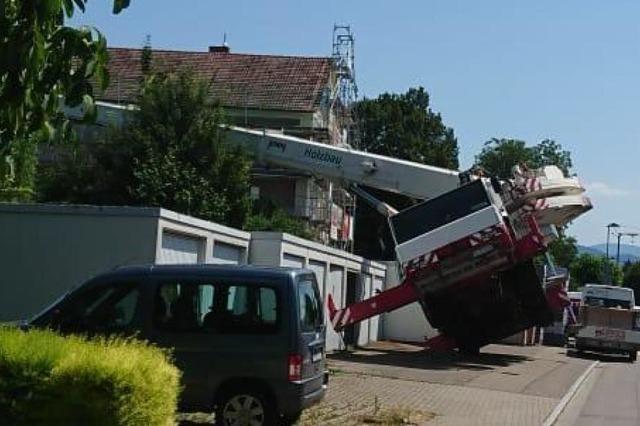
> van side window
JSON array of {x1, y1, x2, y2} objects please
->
[
  {"x1": 298, "y1": 279, "x2": 323, "y2": 332},
  {"x1": 155, "y1": 282, "x2": 279, "y2": 334},
  {"x1": 53, "y1": 283, "x2": 141, "y2": 333}
]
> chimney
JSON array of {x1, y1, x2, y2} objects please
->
[{"x1": 209, "y1": 45, "x2": 230, "y2": 53}]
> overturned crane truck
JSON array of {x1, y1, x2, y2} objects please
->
[
  {"x1": 225, "y1": 126, "x2": 592, "y2": 353},
  {"x1": 72, "y1": 101, "x2": 592, "y2": 353}
]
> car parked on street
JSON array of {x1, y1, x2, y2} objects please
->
[{"x1": 30, "y1": 264, "x2": 328, "y2": 425}]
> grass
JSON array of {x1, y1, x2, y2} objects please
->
[{"x1": 359, "y1": 406, "x2": 436, "y2": 425}]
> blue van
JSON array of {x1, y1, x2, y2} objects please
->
[{"x1": 30, "y1": 264, "x2": 328, "y2": 425}]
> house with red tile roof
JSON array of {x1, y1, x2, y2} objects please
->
[
  {"x1": 85, "y1": 45, "x2": 354, "y2": 247},
  {"x1": 101, "y1": 46, "x2": 343, "y2": 142}
]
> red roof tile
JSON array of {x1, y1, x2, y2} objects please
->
[{"x1": 100, "y1": 47, "x2": 334, "y2": 112}]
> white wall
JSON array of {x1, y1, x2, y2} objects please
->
[
  {"x1": 0, "y1": 203, "x2": 386, "y2": 352},
  {"x1": 159, "y1": 232, "x2": 204, "y2": 264},
  {"x1": 0, "y1": 204, "x2": 158, "y2": 321},
  {"x1": 0, "y1": 204, "x2": 252, "y2": 321},
  {"x1": 248, "y1": 232, "x2": 386, "y2": 351},
  {"x1": 357, "y1": 273, "x2": 372, "y2": 347},
  {"x1": 380, "y1": 261, "x2": 439, "y2": 343},
  {"x1": 369, "y1": 275, "x2": 384, "y2": 342},
  {"x1": 327, "y1": 266, "x2": 345, "y2": 350},
  {"x1": 156, "y1": 210, "x2": 250, "y2": 265}
]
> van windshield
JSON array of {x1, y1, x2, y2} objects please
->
[
  {"x1": 298, "y1": 279, "x2": 323, "y2": 332},
  {"x1": 584, "y1": 296, "x2": 631, "y2": 309}
]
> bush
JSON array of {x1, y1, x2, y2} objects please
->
[{"x1": 0, "y1": 327, "x2": 180, "y2": 426}]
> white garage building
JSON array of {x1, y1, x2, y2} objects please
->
[
  {"x1": 0, "y1": 204, "x2": 251, "y2": 323},
  {"x1": 250, "y1": 232, "x2": 386, "y2": 350},
  {"x1": 0, "y1": 203, "x2": 386, "y2": 351}
]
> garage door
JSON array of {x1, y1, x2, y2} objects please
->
[
  {"x1": 326, "y1": 265, "x2": 345, "y2": 351},
  {"x1": 282, "y1": 253, "x2": 305, "y2": 269},
  {"x1": 212, "y1": 241, "x2": 246, "y2": 265},
  {"x1": 159, "y1": 232, "x2": 202, "y2": 264}
]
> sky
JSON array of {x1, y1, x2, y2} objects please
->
[{"x1": 69, "y1": 1, "x2": 640, "y2": 246}]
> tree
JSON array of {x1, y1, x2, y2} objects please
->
[
  {"x1": 548, "y1": 235, "x2": 578, "y2": 268},
  {"x1": 351, "y1": 87, "x2": 460, "y2": 258},
  {"x1": 623, "y1": 262, "x2": 640, "y2": 304},
  {"x1": 623, "y1": 262, "x2": 640, "y2": 286},
  {"x1": 40, "y1": 71, "x2": 252, "y2": 229},
  {"x1": 569, "y1": 253, "x2": 622, "y2": 290},
  {"x1": 475, "y1": 138, "x2": 573, "y2": 179},
  {"x1": 0, "y1": 0, "x2": 131, "y2": 201},
  {"x1": 530, "y1": 139, "x2": 573, "y2": 176},
  {"x1": 355, "y1": 87, "x2": 459, "y2": 169},
  {"x1": 244, "y1": 201, "x2": 316, "y2": 241}
]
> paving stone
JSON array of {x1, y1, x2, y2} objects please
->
[{"x1": 300, "y1": 343, "x2": 591, "y2": 425}]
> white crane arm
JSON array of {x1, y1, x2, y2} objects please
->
[{"x1": 225, "y1": 126, "x2": 461, "y2": 200}]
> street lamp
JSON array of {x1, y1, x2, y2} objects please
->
[
  {"x1": 605, "y1": 223, "x2": 620, "y2": 284},
  {"x1": 617, "y1": 232, "x2": 639, "y2": 265},
  {"x1": 606, "y1": 222, "x2": 620, "y2": 260}
]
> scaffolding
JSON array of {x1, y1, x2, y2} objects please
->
[
  {"x1": 320, "y1": 25, "x2": 359, "y2": 250},
  {"x1": 331, "y1": 25, "x2": 359, "y2": 148}
]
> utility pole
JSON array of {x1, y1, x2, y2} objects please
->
[
  {"x1": 617, "y1": 232, "x2": 638, "y2": 265},
  {"x1": 605, "y1": 223, "x2": 620, "y2": 284}
]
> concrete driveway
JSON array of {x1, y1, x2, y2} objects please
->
[{"x1": 300, "y1": 341, "x2": 595, "y2": 425}]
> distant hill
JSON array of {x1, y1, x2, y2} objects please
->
[
  {"x1": 577, "y1": 243, "x2": 640, "y2": 263},
  {"x1": 577, "y1": 245, "x2": 603, "y2": 256}
]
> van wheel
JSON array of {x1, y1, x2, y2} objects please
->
[
  {"x1": 629, "y1": 351, "x2": 637, "y2": 362},
  {"x1": 215, "y1": 389, "x2": 276, "y2": 426}
]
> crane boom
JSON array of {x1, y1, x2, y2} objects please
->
[{"x1": 225, "y1": 126, "x2": 461, "y2": 200}]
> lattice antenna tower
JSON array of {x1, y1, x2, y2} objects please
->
[{"x1": 332, "y1": 25, "x2": 359, "y2": 147}]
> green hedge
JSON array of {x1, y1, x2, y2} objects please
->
[{"x1": 0, "y1": 327, "x2": 181, "y2": 426}]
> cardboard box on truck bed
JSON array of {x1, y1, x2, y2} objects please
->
[{"x1": 580, "y1": 306, "x2": 633, "y2": 329}]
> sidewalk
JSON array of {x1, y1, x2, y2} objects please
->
[{"x1": 300, "y1": 341, "x2": 594, "y2": 425}]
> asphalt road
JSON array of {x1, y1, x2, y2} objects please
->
[{"x1": 557, "y1": 351, "x2": 640, "y2": 426}]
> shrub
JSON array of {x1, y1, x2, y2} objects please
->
[{"x1": 0, "y1": 327, "x2": 180, "y2": 426}]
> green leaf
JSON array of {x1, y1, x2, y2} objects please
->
[
  {"x1": 81, "y1": 94, "x2": 97, "y2": 123},
  {"x1": 73, "y1": 0, "x2": 86, "y2": 13},
  {"x1": 113, "y1": 0, "x2": 131, "y2": 14},
  {"x1": 43, "y1": 121, "x2": 56, "y2": 143},
  {"x1": 85, "y1": 58, "x2": 97, "y2": 78},
  {"x1": 63, "y1": 0, "x2": 75, "y2": 18}
]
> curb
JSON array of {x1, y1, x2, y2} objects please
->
[{"x1": 542, "y1": 360, "x2": 599, "y2": 426}]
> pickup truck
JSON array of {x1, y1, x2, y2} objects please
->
[{"x1": 573, "y1": 284, "x2": 640, "y2": 362}]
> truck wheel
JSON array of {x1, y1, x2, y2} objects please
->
[
  {"x1": 629, "y1": 351, "x2": 637, "y2": 362},
  {"x1": 459, "y1": 343, "x2": 480, "y2": 356}
]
